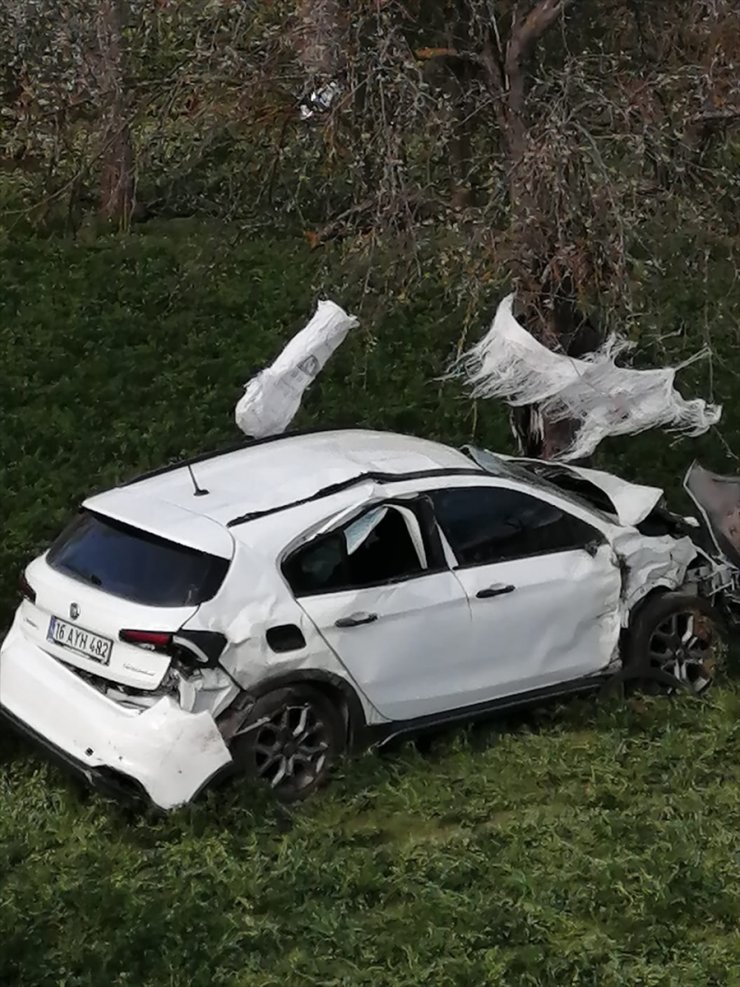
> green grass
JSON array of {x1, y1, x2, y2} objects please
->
[
  {"x1": 2, "y1": 227, "x2": 740, "y2": 985},
  {"x1": 4, "y1": 694, "x2": 740, "y2": 985}
]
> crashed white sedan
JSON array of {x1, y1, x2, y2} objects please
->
[{"x1": 1, "y1": 429, "x2": 736, "y2": 809}]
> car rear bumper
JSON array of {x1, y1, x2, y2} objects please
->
[
  {"x1": 0, "y1": 613, "x2": 233, "y2": 810},
  {"x1": 0, "y1": 702, "x2": 152, "y2": 804}
]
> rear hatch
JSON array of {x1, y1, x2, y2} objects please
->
[{"x1": 20, "y1": 510, "x2": 232, "y2": 691}]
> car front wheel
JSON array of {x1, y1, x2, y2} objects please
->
[
  {"x1": 624, "y1": 591, "x2": 727, "y2": 695},
  {"x1": 230, "y1": 685, "x2": 346, "y2": 801}
]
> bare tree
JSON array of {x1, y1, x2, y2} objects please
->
[{"x1": 479, "y1": 1, "x2": 590, "y2": 456}]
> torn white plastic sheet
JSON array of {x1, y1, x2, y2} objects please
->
[
  {"x1": 235, "y1": 299, "x2": 358, "y2": 439},
  {"x1": 455, "y1": 294, "x2": 722, "y2": 461}
]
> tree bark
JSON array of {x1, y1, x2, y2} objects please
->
[
  {"x1": 97, "y1": 0, "x2": 135, "y2": 225},
  {"x1": 504, "y1": 0, "x2": 575, "y2": 162}
]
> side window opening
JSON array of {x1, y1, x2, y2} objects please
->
[
  {"x1": 284, "y1": 504, "x2": 426, "y2": 596},
  {"x1": 430, "y1": 487, "x2": 601, "y2": 568},
  {"x1": 345, "y1": 508, "x2": 422, "y2": 585}
]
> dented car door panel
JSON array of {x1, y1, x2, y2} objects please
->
[
  {"x1": 423, "y1": 479, "x2": 624, "y2": 697},
  {"x1": 450, "y1": 545, "x2": 622, "y2": 697}
]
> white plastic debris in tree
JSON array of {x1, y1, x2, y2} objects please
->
[
  {"x1": 455, "y1": 294, "x2": 722, "y2": 461},
  {"x1": 235, "y1": 299, "x2": 358, "y2": 439},
  {"x1": 299, "y1": 80, "x2": 341, "y2": 120}
]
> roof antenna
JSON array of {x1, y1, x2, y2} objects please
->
[{"x1": 187, "y1": 463, "x2": 209, "y2": 497}]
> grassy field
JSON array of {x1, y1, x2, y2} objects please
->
[{"x1": 2, "y1": 228, "x2": 740, "y2": 985}]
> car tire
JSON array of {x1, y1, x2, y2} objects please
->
[
  {"x1": 230, "y1": 685, "x2": 346, "y2": 802},
  {"x1": 623, "y1": 590, "x2": 727, "y2": 695}
]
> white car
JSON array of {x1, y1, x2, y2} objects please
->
[{"x1": 1, "y1": 429, "x2": 736, "y2": 809}]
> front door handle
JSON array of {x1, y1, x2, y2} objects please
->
[
  {"x1": 335, "y1": 612, "x2": 378, "y2": 628},
  {"x1": 476, "y1": 584, "x2": 516, "y2": 599}
]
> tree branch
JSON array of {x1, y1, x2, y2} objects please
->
[
  {"x1": 689, "y1": 108, "x2": 740, "y2": 125},
  {"x1": 507, "y1": 0, "x2": 575, "y2": 73},
  {"x1": 504, "y1": 0, "x2": 576, "y2": 156}
]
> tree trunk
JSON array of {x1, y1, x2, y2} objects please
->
[
  {"x1": 295, "y1": 0, "x2": 343, "y2": 83},
  {"x1": 481, "y1": 1, "x2": 583, "y2": 460},
  {"x1": 509, "y1": 407, "x2": 584, "y2": 461},
  {"x1": 97, "y1": 0, "x2": 134, "y2": 225},
  {"x1": 99, "y1": 122, "x2": 134, "y2": 225}
]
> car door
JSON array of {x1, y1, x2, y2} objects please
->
[
  {"x1": 428, "y1": 483, "x2": 623, "y2": 698},
  {"x1": 283, "y1": 498, "x2": 474, "y2": 721}
]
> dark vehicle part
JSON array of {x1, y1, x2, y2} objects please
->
[
  {"x1": 623, "y1": 591, "x2": 726, "y2": 695},
  {"x1": 230, "y1": 685, "x2": 346, "y2": 802},
  {"x1": 635, "y1": 503, "x2": 705, "y2": 541},
  {"x1": 516, "y1": 461, "x2": 617, "y2": 515}
]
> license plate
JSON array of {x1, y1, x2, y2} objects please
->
[{"x1": 47, "y1": 616, "x2": 113, "y2": 665}]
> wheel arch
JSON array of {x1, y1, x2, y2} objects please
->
[
  {"x1": 232, "y1": 669, "x2": 370, "y2": 752},
  {"x1": 625, "y1": 583, "x2": 678, "y2": 629}
]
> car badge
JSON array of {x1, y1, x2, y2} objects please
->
[{"x1": 69, "y1": 603, "x2": 80, "y2": 621}]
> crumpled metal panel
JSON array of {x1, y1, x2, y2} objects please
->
[
  {"x1": 610, "y1": 529, "x2": 698, "y2": 617},
  {"x1": 684, "y1": 461, "x2": 740, "y2": 568},
  {"x1": 180, "y1": 537, "x2": 388, "y2": 727}
]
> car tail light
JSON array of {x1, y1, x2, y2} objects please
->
[
  {"x1": 19, "y1": 571, "x2": 36, "y2": 604},
  {"x1": 118, "y1": 628, "x2": 227, "y2": 668},
  {"x1": 119, "y1": 629, "x2": 173, "y2": 652}
]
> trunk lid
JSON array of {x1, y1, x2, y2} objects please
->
[{"x1": 20, "y1": 509, "x2": 233, "y2": 691}]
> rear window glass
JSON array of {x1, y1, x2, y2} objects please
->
[{"x1": 47, "y1": 511, "x2": 230, "y2": 607}]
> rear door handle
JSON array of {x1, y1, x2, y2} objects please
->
[
  {"x1": 476, "y1": 584, "x2": 516, "y2": 599},
  {"x1": 335, "y1": 612, "x2": 378, "y2": 628}
]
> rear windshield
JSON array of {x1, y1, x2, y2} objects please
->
[{"x1": 47, "y1": 511, "x2": 230, "y2": 607}]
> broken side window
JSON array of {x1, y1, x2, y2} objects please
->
[{"x1": 284, "y1": 505, "x2": 425, "y2": 596}]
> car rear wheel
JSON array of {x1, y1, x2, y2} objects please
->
[
  {"x1": 230, "y1": 685, "x2": 346, "y2": 802},
  {"x1": 624, "y1": 591, "x2": 726, "y2": 695}
]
